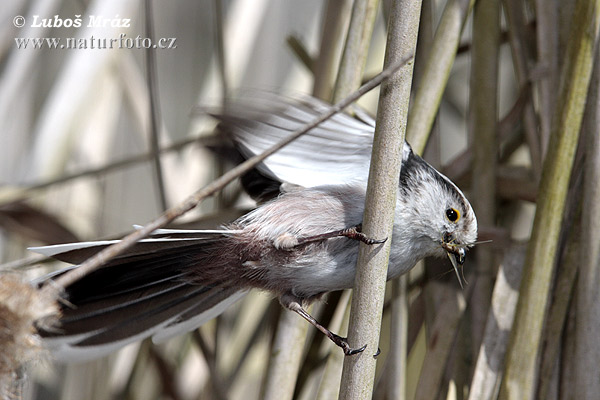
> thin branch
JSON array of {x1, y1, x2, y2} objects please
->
[
  {"x1": 332, "y1": 0, "x2": 380, "y2": 102},
  {"x1": 414, "y1": 286, "x2": 468, "y2": 400},
  {"x1": 144, "y1": 0, "x2": 168, "y2": 211},
  {"x1": 405, "y1": 0, "x2": 475, "y2": 155},
  {"x1": 387, "y1": 276, "x2": 408, "y2": 399},
  {"x1": 0, "y1": 136, "x2": 207, "y2": 206},
  {"x1": 536, "y1": 200, "x2": 581, "y2": 400},
  {"x1": 468, "y1": 245, "x2": 526, "y2": 400},
  {"x1": 192, "y1": 330, "x2": 228, "y2": 400},
  {"x1": 534, "y1": 0, "x2": 559, "y2": 155},
  {"x1": 214, "y1": 0, "x2": 228, "y2": 103},
  {"x1": 286, "y1": 35, "x2": 315, "y2": 73},
  {"x1": 262, "y1": 305, "x2": 312, "y2": 400},
  {"x1": 315, "y1": 291, "x2": 352, "y2": 400},
  {"x1": 147, "y1": 345, "x2": 183, "y2": 400},
  {"x1": 339, "y1": 0, "x2": 420, "y2": 397},
  {"x1": 469, "y1": 0, "x2": 500, "y2": 356},
  {"x1": 573, "y1": 39, "x2": 600, "y2": 399},
  {"x1": 502, "y1": 0, "x2": 543, "y2": 177},
  {"x1": 226, "y1": 300, "x2": 280, "y2": 385},
  {"x1": 312, "y1": 0, "x2": 353, "y2": 101}
]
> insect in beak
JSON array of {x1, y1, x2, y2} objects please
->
[
  {"x1": 446, "y1": 249, "x2": 465, "y2": 289},
  {"x1": 441, "y1": 236, "x2": 466, "y2": 289}
]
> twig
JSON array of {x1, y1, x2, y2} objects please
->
[
  {"x1": 536, "y1": 199, "x2": 581, "y2": 400},
  {"x1": 286, "y1": 35, "x2": 315, "y2": 73},
  {"x1": 469, "y1": 0, "x2": 500, "y2": 356},
  {"x1": 572, "y1": 39, "x2": 600, "y2": 399},
  {"x1": 263, "y1": 305, "x2": 312, "y2": 400},
  {"x1": 192, "y1": 330, "x2": 228, "y2": 400},
  {"x1": 534, "y1": 0, "x2": 558, "y2": 156},
  {"x1": 214, "y1": 0, "x2": 228, "y2": 103},
  {"x1": 39, "y1": 53, "x2": 414, "y2": 297},
  {"x1": 0, "y1": 136, "x2": 207, "y2": 206},
  {"x1": 414, "y1": 285, "x2": 468, "y2": 400},
  {"x1": 332, "y1": 0, "x2": 379, "y2": 102},
  {"x1": 213, "y1": 0, "x2": 229, "y2": 209},
  {"x1": 502, "y1": 0, "x2": 542, "y2": 177},
  {"x1": 144, "y1": 0, "x2": 168, "y2": 211},
  {"x1": 0, "y1": 254, "x2": 47, "y2": 272},
  {"x1": 468, "y1": 245, "x2": 526, "y2": 400},
  {"x1": 315, "y1": 290, "x2": 351, "y2": 400},
  {"x1": 148, "y1": 345, "x2": 183, "y2": 400},
  {"x1": 339, "y1": 0, "x2": 419, "y2": 397},
  {"x1": 312, "y1": 0, "x2": 353, "y2": 101},
  {"x1": 226, "y1": 300, "x2": 280, "y2": 385},
  {"x1": 406, "y1": 0, "x2": 475, "y2": 155},
  {"x1": 387, "y1": 276, "x2": 408, "y2": 399}
]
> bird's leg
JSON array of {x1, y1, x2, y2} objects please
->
[
  {"x1": 279, "y1": 294, "x2": 367, "y2": 356},
  {"x1": 275, "y1": 224, "x2": 387, "y2": 250}
]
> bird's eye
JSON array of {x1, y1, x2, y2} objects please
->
[{"x1": 446, "y1": 208, "x2": 460, "y2": 222}]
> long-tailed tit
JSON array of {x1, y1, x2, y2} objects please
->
[{"x1": 32, "y1": 92, "x2": 477, "y2": 360}]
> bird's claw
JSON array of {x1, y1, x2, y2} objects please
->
[
  {"x1": 373, "y1": 347, "x2": 381, "y2": 358},
  {"x1": 331, "y1": 333, "x2": 367, "y2": 356},
  {"x1": 346, "y1": 344, "x2": 368, "y2": 356},
  {"x1": 364, "y1": 237, "x2": 387, "y2": 245},
  {"x1": 343, "y1": 226, "x2": 387, "y2": 246}
]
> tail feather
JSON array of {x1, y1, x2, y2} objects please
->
[
  {"x1": 152, "y1": 289, "x2": 247, "y2": 343},
  {"x1": 32, "y1": 231, "x2": 247, "y2": 362},
  {"x1": 44, "y1": 282, "x2": 193, "y2": 336},
  {"x1": 74, "y1": 286, "x2": 226, "y2": 347},
  {"x1": 30, "y1": 237, "x2": 215, "y2": 264}
]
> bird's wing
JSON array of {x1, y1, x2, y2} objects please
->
[
  {"x1": 212, "y1": 91, "x2": 376, "y2": 187},
  {"x1": 31, "y1": 231, "x2": 246, "y2": 362}
]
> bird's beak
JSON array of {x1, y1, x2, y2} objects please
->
[{"x1": 445, "y1": 247, "x2": 466, "y2": 289}]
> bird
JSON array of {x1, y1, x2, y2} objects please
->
[{"x1": 31, "y1": 91, "x2": 477, "y2": 361}]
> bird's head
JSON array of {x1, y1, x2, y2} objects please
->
[{"x1": 399, "y1": 143, "x2": 478, "y2": 286}]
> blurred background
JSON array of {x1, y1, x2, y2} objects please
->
[{"x1": 0, "y1": 0, "x2": 597, "y2": 399}]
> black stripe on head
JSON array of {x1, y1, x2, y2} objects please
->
[{"x1": 399, "y1": 146, "x2": 468, "y2": 214}]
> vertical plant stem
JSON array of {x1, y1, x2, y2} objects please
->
[
  {"x1": 272, "y1": 1, "x2": 352, "y2": 395},
  {"x1": 405, "y1": 0, "x2": 474, "y2": 155},
  {"x1": 468, "y1": 245, "x2": 526, "y2": 400},
  {"x1": 536, "y1": 204, "x2": 581, "y2": 400},
  {"x1": 265, "y1": 0, "x2": 398, "y2": 399},
  {"x1": 213, "y1": 0, "x2": 228, "y2": 211},
  {"x1": 265, "y1": 2, "x2": 373, "y2": 396},
  {"x1": 144, "y1": 0, "x2": 168, "y2": 211},
  {"x1": 316, "y1": 291, "x2": 352, "y2": 400},
  {"x1": 499, "y1": 0, "x2": 600, "y2": 397},
  {"x1": 413, "y1": 287, "x2": 468, "y2": 400},
  {"x1": 573, "y1": 41, "x2": 600, "y2": 400},
  {"x1": 214, "y1": 0, "x2": 228, "y2": 103},
  {"x1": 332, "y1": 0, "x2": 380, "y2": 103},
  {"x1": 339, "y1": 0, "x2": 420, "y2": 398},
  {"x1": 385, "y1": 2, "x2": 424, "y2": 400},
  {"x1": 313, "y1": 0, "x2": 353, "y2": 101},
  {"x1": 559, "y1": 300, "x2": 577, "y2": 400},
  {"x1": 502, "y1": 0, "x2": 543, "y2": 176},
  {"x1": 534, "y1": 0, "x2": 559, "y2": 155},
  {"x1": 469, "y1": 0, "x2": 500, "y2": 354},
  {"x1": 387, "y1": 276, "x2": 408, "y2": 400},
  {"x1": 262, "y1": 307, "x2": 312, "y2": 400}
]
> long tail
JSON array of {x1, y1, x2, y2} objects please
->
[{"x1": 31, "y1": 229, "x2": 247, "y2": 362}]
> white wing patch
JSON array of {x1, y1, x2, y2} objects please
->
[{"x1": 220, "y1": 92, "x2": 376, "y2": 187}]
